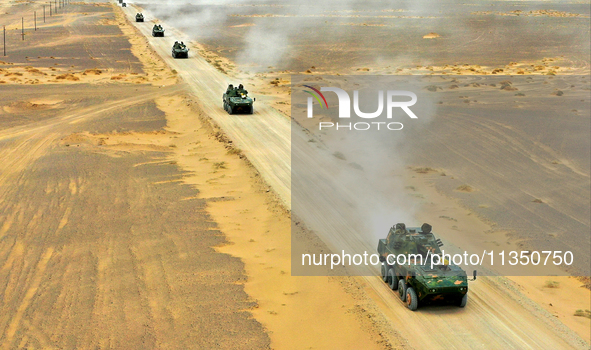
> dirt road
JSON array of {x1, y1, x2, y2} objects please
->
[
  {"x1": 121, "y1": 5, "x2": 292, "y2": 207},
  {"x1": 121, "y1": 3, "x2": 588, "y2": 349}
]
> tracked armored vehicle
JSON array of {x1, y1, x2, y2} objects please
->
[
  {"x1": 171, "y1": 41, "x2": 189, "y2": 58},
  {"x1": 152, "y1": 24, "x2": 164, "y2": 37},
  {"x1": 135, "y1": 13, "x2": 144, "y2": 22},
  {"x1": 377, "y1": 223, "x2": 476, "y2": 311},
  {"x1": 223, "y1": 84, "x2": 255, "y2": 114}
]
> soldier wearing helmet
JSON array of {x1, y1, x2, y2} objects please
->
[
  {"x1": 386, "y1": 223, "x2": 407, "y2": 248},
  {"x1": 237, "y1": 84, "x2": 248, "y2": 96}
]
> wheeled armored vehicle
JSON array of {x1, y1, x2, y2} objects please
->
[
  {"x1": 377, "y1": 223, "x2": 476, "y2": 311},
  {"x1": 171, "y1": 41, "x2": 189, "y2": 58},
  {"x1": 136, "y1": 13, "x2": 144, "y2": 22},
  {"x1": 223, "y1": 84, "x2": 255, "y2": 114},
  {"x1": 152, "y1": 24, "x2": 164, "y2": 37}
]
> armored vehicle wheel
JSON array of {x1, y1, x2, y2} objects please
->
[
  {"x1": 406, "y1": 287, "x2": 418, "y2": 311},
  {"x1": 398, "y1": 279, "x2": 407, "y2": 301},
  {"x1": 228, "y1": 106, "x2": 233, "y2": 115},
  {"x1": 248, "y1": 106, "x2": 254, "y2": 114},
  {"x1": 223, "y1": 102, "x2": 227, "y2": 111},
  {"x1": 458, "y1": 294, "x2": 468, "y2": 308},
  {"x1": 387, "y1": 269, "x2": 398, "y2": 290},
  {"x1": 381, "y1": 263, "x2": 389, "y2": 283}
]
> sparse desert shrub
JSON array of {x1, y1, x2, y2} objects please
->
[
  {"x1": 414, "y1": 167, "x2": 436, "y2": 174},
  {"x1": 227, "y1": 147, "x2": 242, "y2": 156},
  {"x1": 456, "y1": 184, "x2": 474, "y2": 192},
  {"x1": 543, "y1": 280, "x2": 560, "y2": 288},
  {"x1": 333, "y1": 152, "x2": 346, "y2": 161},
  {"x1": 213, "y1": 162, "x2": 226, "y2": 169}
]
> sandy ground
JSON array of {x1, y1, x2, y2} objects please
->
[
  {"x1": 1, "y1": 0, "x2": 589, "y2": 349},
  {"x1": 405, "y1": 172, "x2": 591, "y2": 343},
  {"x1": 0, "y1": 1, "x2": 399, "y2": 349},
  {"x1": 121, "y1": 2, "x2": 589, "y2": 349},
  {"x1": 139, "y1": 0, "x2": 590, "y2": 73},
  {"x1": 0, "y1": 82, "x2": 280, "y2": 348},
  {"x1": 154, "y1": 95, "x2": 398, "y2": 349},
  {"x1": 0, "y1": 0, "x2": 175, "y2": 85}
]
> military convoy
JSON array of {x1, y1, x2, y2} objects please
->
[
  {"x1": 223, "y1": 84, "x2": 255, "y2": 114},
  {"x1": 126, "y1": 8, "x2": 258, "y2": 115},
  {"x1": 152, "y1": 24, "x2": 164, "y2": 37},
  {"x1": 377, "y1": 223, "x2": 476, "y2": 311},
  {"x1": 171, "y1": 41, "x2": 189, "y2": 58}
]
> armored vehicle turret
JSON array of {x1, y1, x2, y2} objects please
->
[
  {"x1": 152, "y1": 24, "x2": 164, "y2": 37},
  {"x1": 222, "y1": 83, "x2": 255, "y2": 114},
  {"x1": 377, "y1": 223, "x2": 476, "y2": 311}
]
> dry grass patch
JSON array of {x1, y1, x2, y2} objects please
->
[
  {"x1": 456, "y1": 184, "x2": 474, "y2": 192},
  {"x1": 543, "y1": 280, "x2": 560, "y2": 288}
]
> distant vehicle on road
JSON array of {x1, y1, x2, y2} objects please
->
[
  {"x1": 171, "y1": 41, "x2": 189, "y2": 58},
  {"x1": 121, "y1": 2, "x2": 126, "y2": 7},
  {"x1": 135, "y1": 13, "x2": 144, "y2": 22},
  {"x1": 223, "y1": 84, "x2": 255, "y2": 114},
  {"x1": 152, "y1": 24, "x2": 164, "y2": 37},
  {"x1": 377, "y1": 223, "x2": 476, "y2": 311}
]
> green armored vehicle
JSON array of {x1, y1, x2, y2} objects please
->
[
  {"x1": 171, "y1": 41, "x2": 189, "y2": 58},
  {"x1": 152, "y1": 24, "x2": 164, "y2": 37},
  {"x1": 377, "y1": 223, "x2": 476, "y2": 311},
  {"x1": 223, "y1": 84, "x2": 255, "y2": 114},
  {"x1": 121, "y1": 2, "x2": 126, "y2": 7},
  {"x1": 136, "y1": 13, "x2": 144, "y2": 22}
]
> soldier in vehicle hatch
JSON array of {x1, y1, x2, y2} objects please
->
[
  {"x1": 395, "y1": 223, "x2": 407, "y2": 235},
  {"x1": 386, "y1": 223, "x2": 407, "y2": 248},
  {"x1": 417, "y1": 223, "x2": 439, "y2": 257},
  {"x1": 228, "y1": 87, "x2": 239, "y2": 97},
  {"x1": 237, "y1": 84, "x2": 248, "y2": 96}
]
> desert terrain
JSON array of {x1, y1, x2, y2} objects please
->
[{"x1": 0, "y1": 0, "x2": 589, "y2": 349}]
